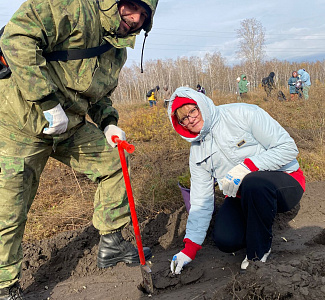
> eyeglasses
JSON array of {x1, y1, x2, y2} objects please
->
[{"x1": 178, "y1": 106, "x2": 200, "y2": 126}]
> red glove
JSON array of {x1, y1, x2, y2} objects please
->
[{"x1": 181, "y1": 238, "x2": 202, "y2": 260}]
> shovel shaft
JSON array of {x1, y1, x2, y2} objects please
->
[{"x1": 116, "y1": 142, "x2": 146, "y2": 266}]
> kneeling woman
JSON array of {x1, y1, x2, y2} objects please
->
[{"x1": 168, "y1": 87, "x2": 305, "y2": 274}]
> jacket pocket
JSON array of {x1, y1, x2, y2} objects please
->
[
  {"x1": 56, "y1": 57, "x2": 99, "y2": 93},
  {"x1": 229, "y1": 133, "x2": 260, "y2": 161}
]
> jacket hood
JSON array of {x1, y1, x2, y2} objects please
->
[
  {"x1": 240, "y1": 74, "x2": 246, "y2": 80},
  {"x1": 297, "y1": 69, "x2": 306, "y2": 76},
  {"x1": 98, "y1": 0, "x2": 159, "y2": 48},
  {"x1": 168, "y1": 87, "x2": 219, "y2": 143},
  {"x1": 269, "y1": 72, "x2": 275, "y2": 78},
  {"x1": 138, "y1": 0, "x2": 159, "y2": 32}
]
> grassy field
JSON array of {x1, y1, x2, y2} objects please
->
[{"x1": 24, "y1": 87, "x2": 325, "y2": 242}]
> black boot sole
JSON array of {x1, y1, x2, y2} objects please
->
[{"x1": 97, "y1": 252, "x2": 152, "y2": 268}]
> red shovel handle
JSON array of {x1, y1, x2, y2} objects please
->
[
  {"x1": 111, "y1": 135, "x2": 135, "y2": 153},
  {"x1": 115, "y1": 139, "x2": 146, "y2": 266}
]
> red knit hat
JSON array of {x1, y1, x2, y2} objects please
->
[{"x1": 171, "y1": 97, "x2": 198, "y2": 138}]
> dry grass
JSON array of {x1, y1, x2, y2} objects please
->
[
  {"x1": 24, "y1": 88, "x2": 325, "y2": 242},
  {"x1": 24, "y1": 160, "x2": 96, "y2": 241}
]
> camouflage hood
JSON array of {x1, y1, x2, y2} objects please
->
[
  {"x1": 98, "y1": 0, "x2": 159, "y2": 48},
  {"x1": 138, "y1": 0, "x2": 159, "y2": 32}
]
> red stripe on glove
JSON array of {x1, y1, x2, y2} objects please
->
[{"x1": 181, "y1": 238, "x2": 202, "y2": 260}]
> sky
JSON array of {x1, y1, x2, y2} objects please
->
[{"x1": 1, "y1": 0, "x2": 324, "y2": 67}]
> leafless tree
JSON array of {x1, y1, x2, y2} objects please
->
[{"x1": 236, "y1": 18, "x2": 266, "y2": 88}]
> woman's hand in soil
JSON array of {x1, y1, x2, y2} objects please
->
[{"x1": 170, "y1": 252, "x2": 192, "y2": 275}]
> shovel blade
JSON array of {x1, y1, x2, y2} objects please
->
[{"x1": 138, "y1": 263, "x2": 154, "y2": 294}]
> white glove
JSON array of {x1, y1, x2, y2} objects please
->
[
  {"x1": 220, "y1": 163, "x2": 251, "y2": 197},
  {"x1": 104, "y1": 125, "x2": 126, "y2": 148},
  {"x1": 170, "y1": 252, "x2": 192, "y2": 275},
  {"x1": 43, "y1": 104, "x2": 68, "y2": 135}
]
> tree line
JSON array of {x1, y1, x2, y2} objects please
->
[{"x1": 111, "y1": 53, "x2": 325, "y2": 103}]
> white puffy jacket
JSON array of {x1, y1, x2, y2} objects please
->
[{"x1": 168, "y1": 87, "x2": 300, "y2": 245}]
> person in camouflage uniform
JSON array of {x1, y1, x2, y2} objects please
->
[{"x1": 0, "y1": 0, "x2": 159, "y2": 298}]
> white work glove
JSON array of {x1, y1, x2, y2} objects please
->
[
  {"x1": 220, "y1": 163, "x2": 251, "y2": 197},
  {"x1": 43, "y1": 104, "x2": 68, "y2": 135},
  {"x1": 170, "y1": 252, "x2": 192, "y2": 275},
  {"x1": 104, "y1": 124, "x2": 126, "y2": 148}
]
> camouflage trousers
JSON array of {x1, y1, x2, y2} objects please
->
[{"x1": 0, "y1": 121, "x2": 130, "y2": 288}]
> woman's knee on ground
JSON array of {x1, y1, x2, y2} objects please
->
[{"x1": 211, "y1": 227, "x2": 245, "y2": 253}]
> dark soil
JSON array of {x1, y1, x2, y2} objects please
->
[{"x1": 21, "y1": 181, "x2": 325, "y2": 300}]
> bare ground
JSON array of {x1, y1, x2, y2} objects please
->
[{"x1": 21, "y1": 180, "x2": 325, "y2": 300}]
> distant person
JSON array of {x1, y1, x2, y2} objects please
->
[
  {"x1": 262, "y1": 72, "x2": 275, "y2": 98},
  {"x1": 197, "y1": 84, "x2": 206, "y2": 94},
  {"x1": 297, "y1": 69, "x2": 311, "y2": 100},
  {"x1": 288, "y1": 71, "x2": 300, "y2": 101},
  {"x1": 167, "y1": 87, "x2": 305, "y2": 274},
  {"x1": 277, "y1": 90, "x2": 287, "y2": 102},
  {"x1": 146, "y1": 85, "x2": 160, "y2": 107},
  {"x1": 238, "y1": 74, "x2": 249, "y2": 99},
  {"x1": 162, "y1": 85, "x2": 172, "y2": 108},
  {"x1": 236, "y1": 77, "x2": 241, "y2": 101}
]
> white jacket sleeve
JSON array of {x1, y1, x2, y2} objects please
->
[
  {"x1": 184, "y1": 157, "x2": 215, "y2": 245},
  {"x1": 246, "y1": 107, "x2": 299, "y2": 171}
]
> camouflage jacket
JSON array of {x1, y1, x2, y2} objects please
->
[{"x1": 0, "y1": 0, "x2": 158, "y2": 137}]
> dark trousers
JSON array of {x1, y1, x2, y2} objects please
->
[
  {"x1": 264, "y1": 86, "x2": 272, "y2": 97},
  {"x1": 212, "y1": 171, "x2": 304, "y2": 260}
]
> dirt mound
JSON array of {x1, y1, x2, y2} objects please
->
[{"x1": 22, "y1": 181, "x2": 325, "y2": 300}]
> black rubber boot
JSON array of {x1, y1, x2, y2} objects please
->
[
  {"x1": 0, "y1": 282, "x2": 24, "y2": 300},
  {"x1": 97, "y1": 231, "x2": 152, "y2": 268}
]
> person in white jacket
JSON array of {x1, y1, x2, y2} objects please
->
[{"x1": 168, "y1": 87, "x2": 305, "y2": 274}]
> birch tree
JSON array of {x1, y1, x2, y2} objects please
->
[{"x1": 236, "y1": 18, "x2": 266, "y2": 88}]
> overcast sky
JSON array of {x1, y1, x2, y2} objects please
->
[{"x1": 1, "y1": 0, "x2": 324, "y2": 67}]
